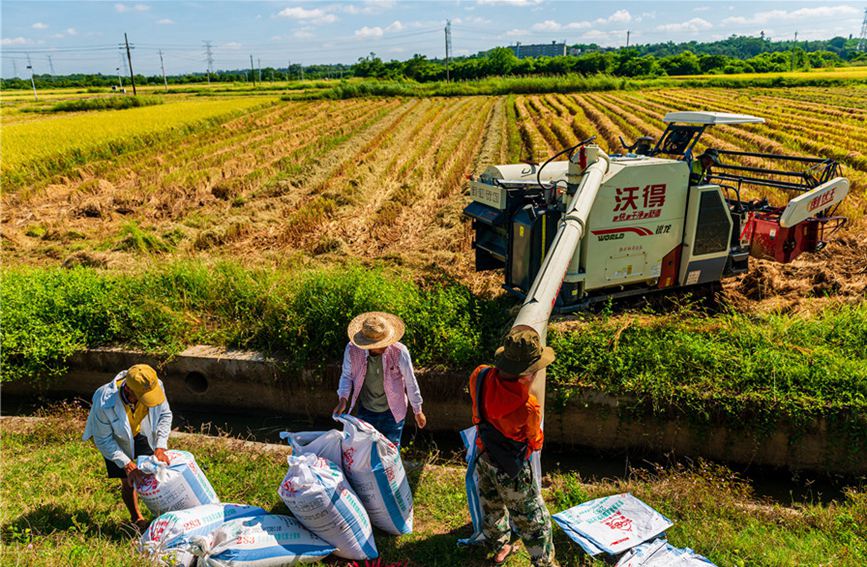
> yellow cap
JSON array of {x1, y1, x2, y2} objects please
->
[{"x1": 125, "y1": 364, "x2": 166, "y2": 407}]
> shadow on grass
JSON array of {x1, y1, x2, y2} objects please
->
[{"x1": 2, "y1": 503, "x2": 142, "y2": 543}]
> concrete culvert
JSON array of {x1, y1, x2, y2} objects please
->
[{"x1": 184, "y1": 371, "x2": 209, "y2": 394}]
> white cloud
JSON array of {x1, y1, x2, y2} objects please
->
[
  {"x1": 222, "y1": 41, "x2": 242, "y2": 49},
  {"x1": 157, "y1": 18, "x2": 174, "y2": 25},
  {"x1": 596, "y1": 9, "x2": 631, "y2": 24},
  {"x1": 115, "y1": 3, "x2": 150, "y2": 13},
  {"x1": 66, "y1": 27, "x2": 78, "y2": 35},
  {"x1": 344, "y1": 0, "x2": 396, "y2": 15},
  {"x1": 51, "y1": 33, "x2": 66, "y2": 39},
  {"x1": 530, "y1": 19, "x2": 591, "y2": 32},
  {"x1": 452, "y1": 16, "x2": 491, "y2": 25},
  {"x1": 277, "y1": 6, "x2": 337, "y2": 24},
  {"x1": 354, "y1": 20, "x2": 404, "y2": 38},
  {"x1": 693, "y1": 6, "x2": 710, "y2": 12},
  {"x1": 32, "y1": 22, "x2": 49, "y2": 30},
  {"x1": 656, "y1": 18, "x2": 712, "y2": 33},
  {"x1": 2, "y1": 37, "x2": 32, "y2": 45},
  {"x1": 723, "y1": 5, "x2": 859, "y2": 26},
  {"x1": 355, "y1": 26, "x2": 384, "y2": 38},
  {"x1": 293, "y1": 29, "x2": 315, "y2": 39},
  {"x1": 580, "y1": 29, "x2": 629, "y2": 45},
  {"x1": 505, "y1": 28, "x2": 529, "y2": 37},
  {"x1": 476, "y1": 0, "x2": 543, "y2": 6}
]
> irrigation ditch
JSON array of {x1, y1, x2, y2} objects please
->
[{"x1": 5, "y1": 345, "x2": 864, "y2": 483}]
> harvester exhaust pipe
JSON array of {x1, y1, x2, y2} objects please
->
[{"x1": 512, "y1": 145, "x2": 610, "y2": 410}]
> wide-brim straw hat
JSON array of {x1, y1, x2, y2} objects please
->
[
  {"x1": 494, "y1": 326, "x2": 555, "y2": 377},
  {"x1": 348, "y1": 312, "x2": 405, "y2": 350}
]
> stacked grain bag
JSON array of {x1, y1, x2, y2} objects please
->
[
  {"x1": 334, "y1": 414, "x2": 413, "y2": 535},
  {"x1": 189, "y1": 514, "x2": 335, "y2": 566},
  {"x1": 135, "y1": 450, "x2": 220, "y2": 515},
  {"x1": 140, "y1": 504, "x2": 266, "y2": 566},
  {"x1": 278, "y1": 453, "x2": 378, "y2": 560}
]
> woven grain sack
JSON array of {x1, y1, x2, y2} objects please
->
[{"x1": 277, "y1": 453, "x2": 377, "y2": 560}]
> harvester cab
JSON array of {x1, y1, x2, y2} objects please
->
[{"x1": 464, "y1": 111, "x2": 849, "y2": 312}]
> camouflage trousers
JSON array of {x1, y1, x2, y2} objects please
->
[{"x1": 476, "y1": 452, "x2": 556, "y2": 566}]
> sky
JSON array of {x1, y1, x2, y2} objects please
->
[{"x1": 1, "y1": 1, "x2": 861, "y2": 77}]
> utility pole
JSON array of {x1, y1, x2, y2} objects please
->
[
  {"x1": 858, "y1": 8, "x2": 867, "y2": 51},
  {"x1": 626, "y1": 30, "x2": 631, "y2": 48},
  {"x1": 250, "y1": 54, "x2": 256, "y2": 86},
  {"x1": 159, "y1": 49, "x2": 168, "y2": 91},
  {"x1": 124, "y1": 32, "x2": 137, "y2": 95},
  {"x1": 258, "y1": 57, "x2": 262, "y2": 83},
  {"x1": 444, "y1": 19, "x2": 452, "y2": 83},
  {"x1": 203, "y1": 40, "x2": 214, "y2": 84},
  {"x1": 26, "y1": 54, "x2": 37, "y2": 100},
  {"x1": 12, "y1": 59, "x2": 18, "y2": 78},
  {"x1": 47, "y1": 55, "x2": 55, "y2": 75},
  {"x1": 116, "y1": 67, "x2": 123, "y2": 90}
]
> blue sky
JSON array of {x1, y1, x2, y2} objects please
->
[{"x1": 1, "y1": 1, "x2": 860, "y2": 76}]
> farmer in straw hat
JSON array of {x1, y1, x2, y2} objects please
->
[
  {"x1": 334, "y1": 312, "x2": 426, "y2": 446},
  {"x1": 468, "y1": 326, "x2": 557, "y2": 566},
  {"x1": 83, "y1": 364, "x2": 173, "y2": 530}
]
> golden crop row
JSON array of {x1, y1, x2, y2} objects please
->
[{"x1": 1, "y1": 97, "x2": 274, "y2": 183}]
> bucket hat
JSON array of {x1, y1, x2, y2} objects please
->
[
  {"x1": 348, "y1": 312, "x2": 405, "y2": 350},
  {"x1": 699, "y1": 148, "x2": 721, "y2": 165},
  {"x1": 494, "y1": 326, "x2": 555, "y2": 377},
  {"x1": 125, "y1": 364, "x2": 166, "y2": 407}
]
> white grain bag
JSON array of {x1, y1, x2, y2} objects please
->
[
  {"x1": 190, "y1": 514, "x2": 336, "y2": 567},
  {"x1": 278, "y1": 430, "x2": 343, "y2": 468},
  {"x1": 335, "y1": 414, "x2": 413, "y2": 535},
  {"x1": 615, "y1": 538, "x2": 717, "y2": 566},
  {"x1": 136, "y1": 449, "x2": 220, "y2": 516},
  {"x1": 141, "y1": 503, "x2": 266, "y2": 566},
  {"x1": 553, "y1": 493, "x2": 673, "y2": 556},
  {"x1": 277, "y1": 453, "x2": 377, "y2": 560}
]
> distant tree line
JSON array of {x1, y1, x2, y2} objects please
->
[{"x1": 2, "y1": 35, "x2": 864, "y2": 89}]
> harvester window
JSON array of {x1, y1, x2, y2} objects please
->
[{"x1": 693, "y1": 190, "x2": 730, "y2": 256}]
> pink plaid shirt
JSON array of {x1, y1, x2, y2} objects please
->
[{"x1": 337, "y1": 342, "x2": 423, "y2": 423}]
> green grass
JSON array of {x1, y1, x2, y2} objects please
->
[
  {"x1": 2, "y1": 263, "x2": 865, "y2": 442},
  {"x1": 2, "y1": 412, "x2": 865, "y2": 566}
]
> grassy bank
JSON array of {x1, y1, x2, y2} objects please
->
[
  {"x1": 282, "y1": 71, "x2": 867, "y2": 100},
  {"x1": 2, "y1": 412, "x2": 865, "y2": 566},
  {"x1": 2, "y1": 264, "x2": 865, "y2": 441}
]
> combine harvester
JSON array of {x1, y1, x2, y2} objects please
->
[{"x1": 464, "y1": 111, "x2": 849, "y2": 405}]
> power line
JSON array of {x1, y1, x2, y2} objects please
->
[{"x1": 47, "y1": 55, "x2": 56, "y2": 75}]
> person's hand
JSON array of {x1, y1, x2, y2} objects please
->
[
  {"x1": 333, "y1": 397, "x2": 348, "y2": 415},
  {"x1": 414, "y1": 411, "x2": 427, "y2": 429},
  {"x1": 124, "y1": 462, "x2": 147, "y2": 487},
  {"x1": 154, "y1": 448, "x2": 171, "y2": 465}
]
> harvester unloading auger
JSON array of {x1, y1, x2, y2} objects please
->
[{"x1": 464, "y1": 111, "x2": 850, "y2": 406}]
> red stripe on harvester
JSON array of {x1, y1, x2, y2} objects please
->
[{"x1": 591, "y1": 227, "x2": 652, "y2": 237}]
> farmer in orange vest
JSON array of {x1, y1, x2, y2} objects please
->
[
  {"x1": 333, "y1": 312, "x2": 426, "y2": 447},
  {"x1": 469, "y1": 326, "x2": 557, "y2": 566}
]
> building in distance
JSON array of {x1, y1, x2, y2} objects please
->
[{"x1": 509, "y1": 41, "x2": 567, "y2": 59}]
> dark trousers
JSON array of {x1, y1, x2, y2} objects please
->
[
  {"x1": 104, "y1": 434, "x2": 153, "y2": 478},
  {"x1": 357, "y1": 405, "x2": 405, "y2": 447}
]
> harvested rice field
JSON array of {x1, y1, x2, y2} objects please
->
[{"x1": 2, "y1": 86, "x2": 865, "y2": 310}]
